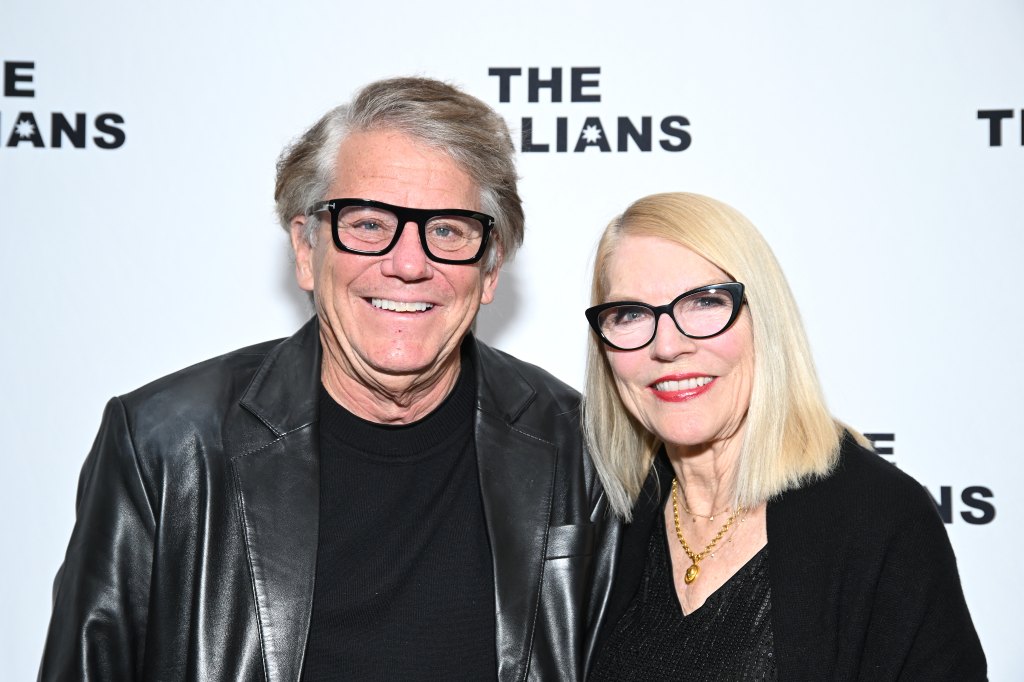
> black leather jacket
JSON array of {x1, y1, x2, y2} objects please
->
[{"x1": 39, "y1": 319, "x2": 618, "y2": 681}]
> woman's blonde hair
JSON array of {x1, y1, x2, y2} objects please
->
[{"x1": 584, "y1": 192, "x2": 855, "y2": 520}]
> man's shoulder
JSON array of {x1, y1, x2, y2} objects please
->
[
  {"x1": 473, "y1": 338, "x2": 580, "y2": 406},
  {"x1": 119, "y1": 336, "x2": 285, "y2": 411},
  {"x1": 82, "y1": 334, "x2": 298, "y2": 476}
]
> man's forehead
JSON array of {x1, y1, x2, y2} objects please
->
[{"x1": 331, "y1": 129, "x2": 480, "y2": 211}]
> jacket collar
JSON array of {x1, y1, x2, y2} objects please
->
[
  {"x1": 239, "y1": 319, "x2": 541, "y2": 435},
  {"x1": 239, "y1": 316, "x2": 321, "y2": 436},
  {"x1": 239, "y1": 320, "x2": 530, "y2": 435},
  {"x1": 471, "y1": 337, "x2": 538, "y2": 424}
]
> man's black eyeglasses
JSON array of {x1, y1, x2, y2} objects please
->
[{"x1": 306, "y1": 198, "x2": 494, "y2": 265}]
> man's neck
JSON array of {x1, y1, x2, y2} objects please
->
[{"x1": 319, "y1": 340, "x2": 465, "y2": 425}]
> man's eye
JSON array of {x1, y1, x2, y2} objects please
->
[
  {"x1": 429, "y1": 223, "x2": 464, "y2": 240},
  {"x1": 351, "y1": 220, "x2": 384, "y2": 232}
]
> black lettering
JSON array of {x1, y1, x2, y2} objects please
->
[
  {"x1": 488, "y1": 67, "x2": 521, "y2": 103},
  {"x1": 926, "y1": 486, "x2": 953, "y2": 524},
  {"x1": 51, "y1": 112, "x2": 87, "y2": 148},
  {"x1": 570, "y1": 67, "x2": 600, "y2": 102},
  {"x1": 960, "y1": 486, "x2": 995, "y2": 524},
  {"x1": 864, "y1": 432, "x2": 895, "y2": 456},
  {"x1": 659, "y1": 116, "x2": 691, "y2": 151},
  {"x1": 6, "y1": 112, "x2": 44, "y2": 147},
  {"x1": 618, "y1": 116, "x2": 652, "y2": 151},
  {"x1": 977, "y1": 109, "x2": 1013, "y2": 146},
  {"x1": 556, "y1": 117, "x2": 567, "y2": 152},
  {"x1": 4, "y1": 61, "x2": 35, "y2": 97},
  {"x1": 93, "y1": 113, "x2": 126, "y2": 149},
  {"x1": 574, "y1": 117, "x2": 611, "y2": 152},
  {"x1": 528, "y1": 67, "x2": 562, "y2": 103},
  {"x1": 520, "y1": 117, "x2": 548, "y2": 152}
]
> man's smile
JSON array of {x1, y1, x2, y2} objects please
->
[{"x1": 370, "y1": 297, "x2": 435, "y2": 312}]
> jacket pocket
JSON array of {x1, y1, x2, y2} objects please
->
[{"x1": 544, "y1": 522, "x2": 595, "y2": 560}]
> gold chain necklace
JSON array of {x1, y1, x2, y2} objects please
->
[
  {"x1": 679, "y1": 485, "x2": 731, "y2": 521},
  {"x1": 671, "y1": 477, "x2": 742, "y2": 585}
]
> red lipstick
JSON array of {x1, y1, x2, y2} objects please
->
[{"x1": 648, "y1": 373, "x2": 716, "y2": 403}]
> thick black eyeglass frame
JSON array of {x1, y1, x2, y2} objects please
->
[
  {"x1": 585, "y1": 282, "x2": 746, "y2": 351},
  {"x1": 306, "y1": 198, "x2": 495, "y2": 265}
]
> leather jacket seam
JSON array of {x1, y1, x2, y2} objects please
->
[
  {"x1": 232, "y1": 436, "x2": 285, "y2": 461},
  {"x1": 113, "y1": 396, "x2": 158, "y2": 531},
  {"x1": 230, "y1": 461, "x2": 272, "y2": 682},
  {"x1": 243, "y1": 405, "x2": 283, "y2": 437},
  {"x1": 230, "y1": 422, "x2": 314, "y2": 462}
]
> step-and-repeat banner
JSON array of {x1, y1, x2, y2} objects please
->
[{"x1": 3, "y1": 0, "x2": 1021, "y2": 678}]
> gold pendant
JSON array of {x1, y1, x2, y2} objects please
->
[{"x1": 684, "y1": 563, "x2": 700, "y2": 584}]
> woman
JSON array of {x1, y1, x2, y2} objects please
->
[{"x1": 584, "y1": 193, "x2": 986, "y2": 680}]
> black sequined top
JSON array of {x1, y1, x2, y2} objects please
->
[{"x1": 590, "y1": 512, "x2": 776, "y2": 681}]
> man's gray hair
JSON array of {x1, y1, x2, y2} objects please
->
[{"x1": 274, "y1": 77, "x2": 524, "y2": 273}]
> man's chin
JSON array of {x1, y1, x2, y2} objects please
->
[{"x1": 361, "y1": 343, "x2": 462, "y2": 379}]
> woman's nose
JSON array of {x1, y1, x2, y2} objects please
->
[{"x1": 650, "y1": 312, "x2": 698, "y2": 360}]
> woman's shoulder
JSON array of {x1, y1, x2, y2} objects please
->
[
  {"x1": 809, "y1": 433, "x2": 930, "y2": 498},
  {"x1": 834, "y1": 434, "x2": 936, "y2": 507},
  {"x1": 769, "y1": 433, "x2": 942, "y2": 539}
]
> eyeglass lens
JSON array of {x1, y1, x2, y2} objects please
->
[
  {"x1": 336, "y1": 204, "x2": 485, "y2": 260},
  {"x1": 597, "y1": 287, "x2": 737, "y2": 349}
]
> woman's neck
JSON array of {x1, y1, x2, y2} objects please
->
[{"x1": 664, "y1": 435, "x2": 743, "y2": 515}]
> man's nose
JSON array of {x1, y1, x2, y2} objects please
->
[{"x1": 381, "y1": 222, "x2": 432, "y2": 281}]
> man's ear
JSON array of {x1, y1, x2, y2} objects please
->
[
  {"x1": 480, "y1": 245, "x2": 503, "y2": 305},
  {"x1": 290, "y1": 216, "x2": 315, "y2": 292}
]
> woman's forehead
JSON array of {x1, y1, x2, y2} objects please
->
[{"x1": 604, "y1": 235, "x2": 729, "y2": 301}]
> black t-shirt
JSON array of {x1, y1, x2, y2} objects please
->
[{"x1": 303, "y1": 351, "x2": 496, "y2": 681}]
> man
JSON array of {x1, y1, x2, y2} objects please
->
[{"x1": 39, "y1": 77, "x2": 615, "y2": 681}]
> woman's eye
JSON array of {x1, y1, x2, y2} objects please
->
[
  {"x1": 686, "y1": 293, "x2": 731, "y2": 310},
  {"x1": 610, "y1": 308, "x2": 648, "y2": 326}
]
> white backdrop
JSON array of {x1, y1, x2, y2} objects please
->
[{"x1": 3, "y1": 0, "x2": 1021, "y2": 678}]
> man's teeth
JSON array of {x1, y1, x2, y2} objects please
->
[
  {"x1": 654, "y1": 377, "x2": 713, "y2": 391},
  {"x1": 371, "y1": 298, "x2": 433, "y2": 312}
]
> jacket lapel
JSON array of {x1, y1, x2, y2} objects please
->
[
  {"x1": 233, "y1": 318, "x2": 322, "y2": 682},
  {"x1": 473, "y1": 340, "x2": 558, "y2": 681}
]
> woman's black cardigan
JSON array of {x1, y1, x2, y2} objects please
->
[{"x1": 592, "y1": 435, "x2": 987, "y2": 681}]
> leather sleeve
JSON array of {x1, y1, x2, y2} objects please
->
[{"x1": 38, "y1": 397, "x2": 156, "y2": 681}]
